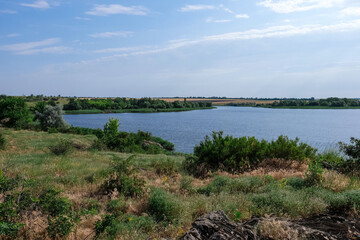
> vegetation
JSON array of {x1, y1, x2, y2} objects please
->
[
  {"x1": 185, "y1": 132, "x2": 316, "y2": 176},
  {"x1": 228, "y1": 97, "x2": 360, "y2": 109},
  {"x1": 34, "y1": 104, "x2": 69, "y2": 131},
  {"x1": 63, "y1": 97, "x2": 212, "y2": 112},
  {"x1": 1, "y1": 99, "x2": 360, "y2": 239},
  {"x1": 0, "y1": 96, "x2": 32, "y2": 128}
]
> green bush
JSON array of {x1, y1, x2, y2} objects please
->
[
  {"x1": 152, "y1": 158, "x2": 177, "y2": 176},
  {"x1": 106, "y1": 198, "x2": 128, "y2": 215},
  {"x1": 305, "y1": 158, "x2": 323, "y2": 186},
  {"x1": 47, "y1": 215, "x2": 74, "y2": 239},
  {"x1": 147, "y1": 188, "x2": 181, "y2": 223},
  {"x1": 39, "y1": 188, "x2": 71, "y2": 217},
  {"x1": 286, "y1": 177, "x2": 306, "y2": 190},
  {"x1": 48, "y1": 139, "x2": 73, "y2": 155},
  {"x1": 0, "y1": 97, "x2": 32, "y2": 129},
  {"x1": 100, "y1": 156, "x2": 145, "y2": 198},
  {"x1": 187, "y1": 132, "x2": 317, "y2": 175}
]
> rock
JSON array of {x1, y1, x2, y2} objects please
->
[
  {"x1": 182, "y1": 211, "x2": 256, "y2": 240},
  {"x1": 182, "y1": 211, "x2": 360, "y2": 240},
  {"x1": 142, "y1": 140, "x2": 164, "y2": 149}
]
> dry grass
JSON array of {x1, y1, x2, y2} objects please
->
[
  {"x1": 242, "y1": 158, "x2": 308, "y2": 179},
  {"x1": 257, "y1": 218, "x2": 301, "y2": 240},
  {"x1": 322, "y1": 169, "x2": 351, "y2": 192}
]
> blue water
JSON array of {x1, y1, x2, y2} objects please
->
[{"x1": 64, "y1": 107, "x2": 360, "y2": 153}]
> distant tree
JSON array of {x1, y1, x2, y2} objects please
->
[{"x1": 35, "y1": 104, "x2": 69, "y2": 130}]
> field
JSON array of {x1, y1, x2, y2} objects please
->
[
  {"x1": 155, "y1": 98, "x2": 277, "y2": 106},
  {"x1": 1, "y1": 128, "x2": 360, "y2": 239}
]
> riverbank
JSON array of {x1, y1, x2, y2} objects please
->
[
  {"x1": 64, "y1": 107, "x2": 215, "y2": 115},
  {"x1": 227, "y1": 104, "x2": 360, "y2": 109},
  {"x1": 1, "y1": 128, "x2": 359, "y2": 239}
]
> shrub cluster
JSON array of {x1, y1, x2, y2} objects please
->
[
  {"x1": 100, "y1": 156, "x2": 145, "y2": 198},
  {"x1": 48, "y1": 139, "x2": 74, "y2": 155},
  {"x1": 94, "y1": 118, "x2": 174, "y2": 153},
  {"x1": 147, "y1": 188, "x2": 181, "y2": 223},
  {"x1": 185, "y1": 132, "x2": 317, "y2": 176}
]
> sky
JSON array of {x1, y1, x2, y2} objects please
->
[{"x1": 0, "y1": 0, "x2": 360, "y2": 98}]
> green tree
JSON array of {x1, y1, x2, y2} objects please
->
[
  {"x1": 0, "y1": 97, "x2": 31, "y2": 128},
  {"x1": 35, "y1": 104, "x2": 69, "y2": 131}
]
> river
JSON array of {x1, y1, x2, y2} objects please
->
[{"x1": 64, "y1": 106, "x2": 360, "y2": 153}]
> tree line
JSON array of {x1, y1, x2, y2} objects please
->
[{"x1": 63, "y1": 97, "x2": 212, "y2": 111}]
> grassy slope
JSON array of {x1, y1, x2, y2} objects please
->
[{"x1": 1, "y1": 128, "x2": 360, "y2": 239}]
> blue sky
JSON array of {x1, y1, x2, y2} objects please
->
[{"x1": 1, "y1": 0, "x2": 360, "y2": 97}]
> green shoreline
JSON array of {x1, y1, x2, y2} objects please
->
[
  {"x1": 227, "y1": 105, "x2": 360, "y2": 110},
  {"x1": 64, "y1": 107, "x2": 215, "y2": 115}
]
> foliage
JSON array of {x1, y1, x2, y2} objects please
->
[
  {"x1": 305, "y1": 158, "x2": 324, "y2": 186},
  {"x1": 48, "y1": 138, "x2": 74, "y2": 155},
  {"x1": 147, "y1": 188, "x2": 182, "y2": 223},
  {"x1": 100, "y1": 156, "x2": 145, "y2": 198},
  {"x1": 185, "y1": 132, "x2": 316, "y2": 175},
  {"x1": 35, "y1": 104, "x2": 69, "y2": 131},
  {"x1": 39, "y1": 188, "x2": 71, "y2": 217},
  {"x1": 0, "y1": 133, "x2": 6, "y2": 150},
  {"x1": 0, "y1": 96, "x2": 32, "y2": 128},
  {"x1": 95, "y1": 118, "x2": 174, "y2": 154},
  {"x1": 152, "y1": 158, "x2": 177, "y2": 176},
  {"x1": 339, "y1": 137, "x2": 360, "y2": 161},
  {"x1": 271, "y1": 97, "x2": 360, "y2": 108},
  {"x1": 64, "y1": 97, "x2": 212, "y2": 111}
]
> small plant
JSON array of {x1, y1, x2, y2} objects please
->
[
  {"x1": 39, "y1": 188, "x2": 71, "y2": 217},
  {"x1": 47, "y1": 215, "x2": 74, "y2": 239},
  {"x1": 106, "y1": 198, "x2": 128, "y2": 215},
  {"x1": 305, "y1": 158, "x2": 323, "y2": 186},
  {"x1": 147, "y1": 188, "x2": 181, "y2": 223},
  {"x1": 48, "y1": 139, "x2": 73, "y2": 155},
  {"x1": 180, "y1": 176, "x2": 195, "y2": 193},
  {"x1": 100, "y1": 156, "x2": 145, "y2": 198},
  {"x1": 152, "y1": 158, "x2": 177, "y2": 176}
]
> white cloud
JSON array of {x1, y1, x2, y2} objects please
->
[
  {"x1": 7, "y1": 33, "x2": 21, "y2": 38},
  {"x1": 0, "y1": 10, "x2": 17, "y2": 14},
  {"x1": 0, "y1": 38, "x2": 69, "y2": 55},
  {"x1": 206, "y1": 18, "x2": 232, "y2": 23},
  {"x1": 235, "y1": 14, "x2": 250, "y2": 19},
  {"x1": 16, "y1": 46, "x2": 71, "y2": 55},
  {"x1": 93, "y1": 19, "x2": 360, "y2": 61},
  {"x1": 86, "y1": 4, "x2": 148, "y2": 16},
  {"x1": 20, "y1": 0, "x2": 50, "y2": 9},
  {"x1": 93, "y1": 46, "x2": 145, "y2": 54},
  {"x1": 257, "y1": 0, "x2": 344, "y2": 13},
  {"x1": 341, "y1": 7, "x2": 360, "y2": 16},
  {"x1": 89, "y1": 31, "x2": 133, "y2": 38},
  {"x1": 75, "y1": 17, "x2": 90, "y2": 21},
  {"x1": 179, "y1": 5, "x2": 215, "y2": 12}
]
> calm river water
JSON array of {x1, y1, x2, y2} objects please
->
[{"x1": 64, "y1": 106, "x2": 360, "y2": 153}]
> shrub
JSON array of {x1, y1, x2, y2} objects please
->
[
  {"x1": 0, "y1": 133, "x2": 6, "y2": 150},
  {"x1": 152, "y1": 158, "x2": 177, "y2": 176},
  {"x1": 188, "y1": 132, "x2": 317, "y2": 175},
  {"x1": 286, "y1": 177, "x2": 306, "y2": 190},
  {"x1": 35, "y1": 104, "x2": 69, "y2": 131},
  {"x1": 107, "y1": 198, "x2": 128, "y2": 215},
  {"x1": 180, "y1": 176, "x2": 195, "y2": 193},
  {"x1": 147, "y1": 188, "x2": 181, "y2": 223},
  {"x1": 100, "y1": 156, "x2": 145, "y2": 198},
  {"x1": 0, "y1": 97, "x2": 32, "y2": 129},
  {"x1": 48, "y1": 139, "x2": 73, "y2": 155},
  {"x1": 339, "y1": 137, "x2": 360, "y2": 161},
  {"x1": 39, "y1": 188, "x2": 71, "y2": 217},
  {"x1": 47, "y1": 215, "x2": 74, "y2": 239},
  {"x1": 305, "y1": 158, "x2": 323, "y2": 186}
]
